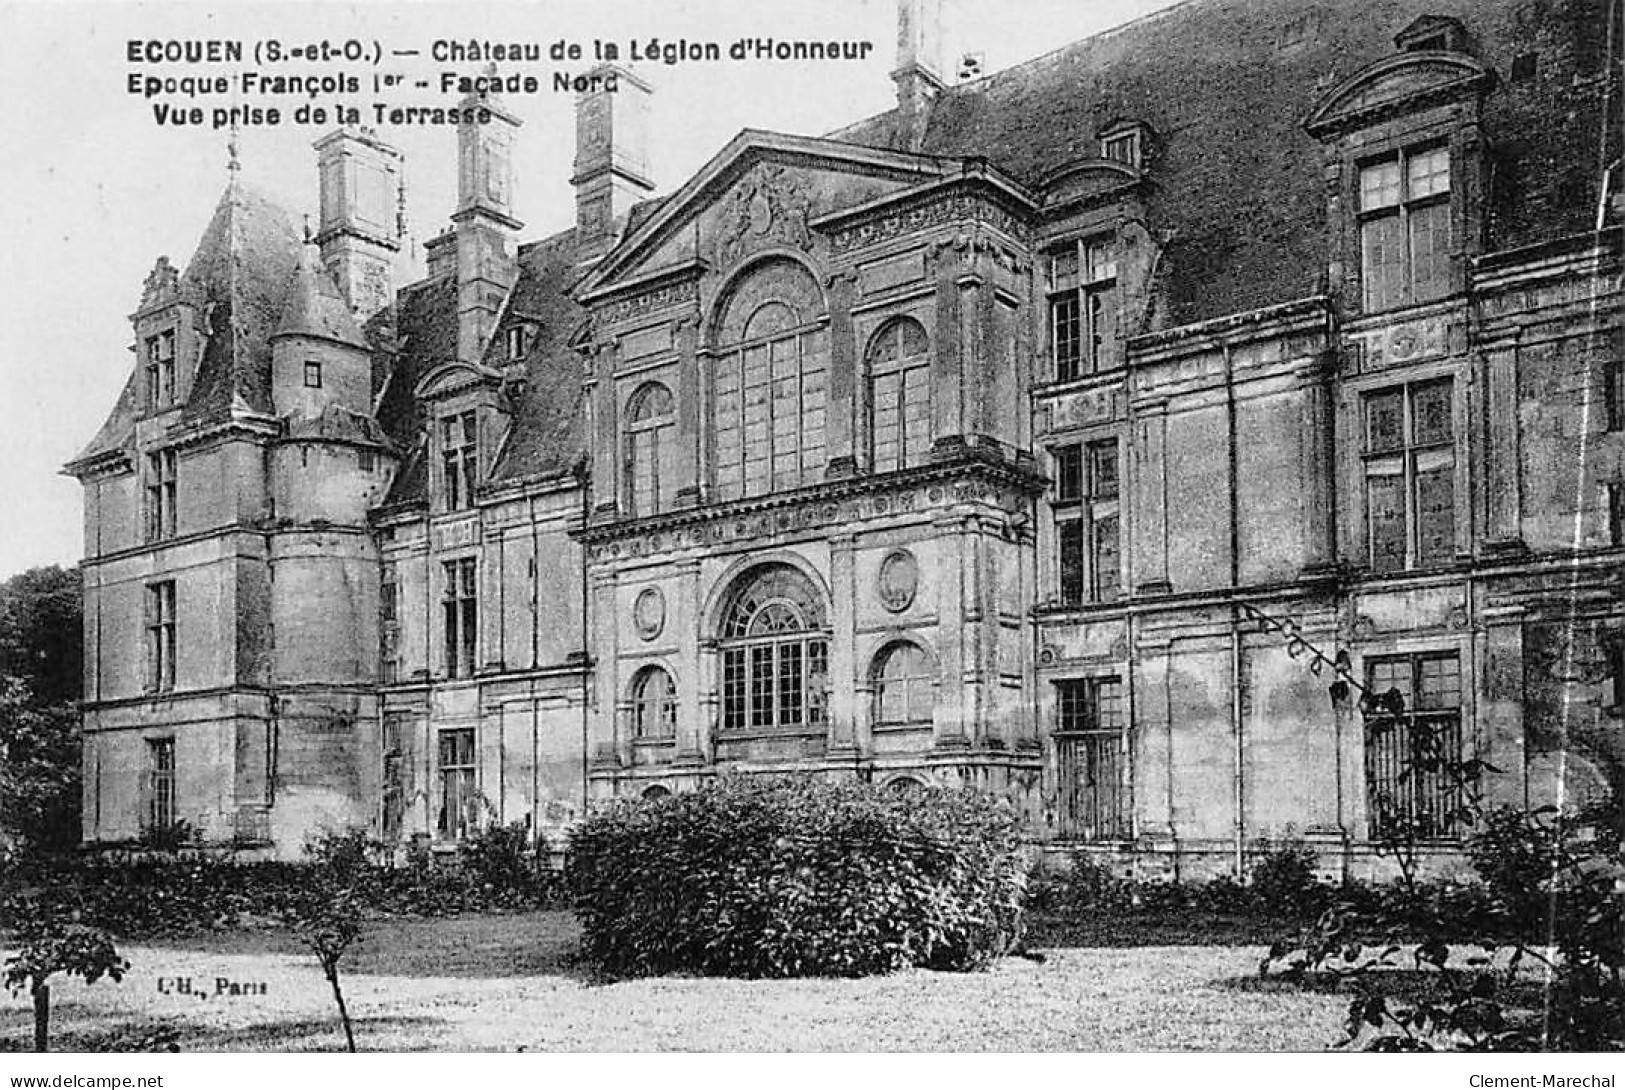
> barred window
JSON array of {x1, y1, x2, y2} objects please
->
[
  {"x1": 1364, "y1": 652, "x2": 1464, "y2": 840},
  {"x1": 1054, "y1": 677, "x2": 1127, "y2": 840}
]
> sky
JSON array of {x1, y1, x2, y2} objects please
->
[{"x1": 0, "y1": 0, "x2": 1185, "y2": 579}]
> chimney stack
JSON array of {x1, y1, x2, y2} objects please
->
[
  {"x1": 313, "y1": 127, "x2": 403, "y2": 322},
  {"x1": 892, "y1": 0, "x2": 945, "y2": 152},
  {"x1": 452, "y1": 78, "x2": 522, "y2": 364},
  {"x1": 572, "y1": 65, "x2": 655, "y2": 260}
]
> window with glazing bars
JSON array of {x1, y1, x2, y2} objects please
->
[
  {"x1": 146, "y1": 580, "x2": 176, "y2": 692},
  {"x1": 1364, "y1": 652, "x2": 1464, "y2": 839},
  {"x1": 147, "y1": 737, "x2": 176, "y2": 831},
  {"x1": 632, "y1": 666, "x2": 677, "y2": 740},
  {"x1": 379, "y1": 563, "x2": 400, "y2": 683},
  {"x1": 1054, "y1": 677, "x2": 1127, "y2": 840},
  {"x1": 441, "y1": 411, "x2": 479, "y2": 510},
  {"x1": 437, "y1": 727, "x2": 477, "y2": 839},
  {"x1": 145, "y1": 448, "x2": 177, "y2": 542},
  {"x1": 718, "y1": 566, "x2": 828, "y2": 732},
  {"x1": 1358, "y1": 145, "x2": 1452, "y2": 312},
  {"x1": 442, "y1": 558, "x2": 477, "y2": 678},
  {"x1": 1054, "y1": 438, "x2": 1120, "y2": 604},
  {"x1": 867, "y1": 318, "x2": 932, "y2": 473},
  {"x1": 145, "y1": 329, "x2": 176, "y2": 409},
  {"x1": 1049, "y1": 237, "x2": 1118, "y2": 380},
  {"x1": 1364, "y1": 378, "x2": 1455, "y2": 571}
]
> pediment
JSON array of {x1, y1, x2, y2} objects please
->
[
  {"x1": 1039, "y1": 157, "x2": 1144, "y2": 210},
  {"x1": 413, "y1": 360, "x2": 502, "y2": 400},
  {"x1": 575, "y1": 130, "x2": 959, "y2": 302},
  {"x1": 1305, "y1": 52, "x2": 1494, "y2": 140}
]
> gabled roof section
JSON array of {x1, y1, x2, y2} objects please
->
[
  {"x1": 179, "y1": 182, "x2": 303, "y2": 424},
  {"x1": 273, "y1": 242, "x2": 370, "y2": 350},
  {"x1": 575, "y1": 129, "x2": 958, "y2": 299}
]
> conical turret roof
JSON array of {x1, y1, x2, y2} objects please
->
[{"x1": 273, "y1": 241, "x2": 370, "y2": 350}]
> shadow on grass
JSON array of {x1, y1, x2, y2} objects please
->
[
  {"x1": 0, "y1": 1011, "x2": 447, "y2": 1053},
  {"x1": 136, "y1": 910, "x2": 589, "y2": 981},
  {"x1": 1026, "y1": 911, "x2": 1292, "y2": 949},
  {"x1": 1214, "y1": 968, "x2": 1552, "y2": 1013}
]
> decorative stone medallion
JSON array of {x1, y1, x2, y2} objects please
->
[
  {"x1": 633, "y1": 587, "x2": 665, "y2": 641},
  {"x1": 877, "y1": 550, "x2": 919, "y2": 613}
]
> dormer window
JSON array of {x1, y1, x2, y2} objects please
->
[
  {"x1": 1358, "y1": 144, "x2": 1452, "y2": 312},
  {"x1": 504, "y1": 323, "x2": 534, "y2": 361},
  {"x1": 1100, "y1": 132, "x2": 1139, "y2": 167},
  {"x1": 441, "y1": 410, "x2": 479, "y2": 511},
  {"x1": 1049, "y1": 236, "x2": 1118, "y2": 380},
  {"x1": 145, "y1": 329, "x2": 176, "y2": 410},
  {"x1": 1394, "y1": 15, "x2": 1466, "y2": 54}
]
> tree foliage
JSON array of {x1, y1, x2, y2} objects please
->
[{"x1": 0, "y1": 565, "x2": 82, "y2": 861}]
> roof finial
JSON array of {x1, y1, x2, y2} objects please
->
[
  {"x1": 302, "y1": 213, "x2": 312, "y2": 244},
  {"x1": 227, "y1": 121, "x2": 241, "y2": 177}
]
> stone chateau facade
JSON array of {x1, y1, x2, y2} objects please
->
[{"x1": 67, "y1": 0, "x2": 1622, "y2": 875}]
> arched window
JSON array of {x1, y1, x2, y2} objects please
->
[
  {"x1": 711, "y1": 260, "x2": 829, "y2": 500},
  {"x1": 866, "y1": 318, "x2": 932, "y2": 472},
  {"x1": 641, "y1": 784, "x2": 672, "y2": 801},
  {"x1": 631, "y1": 665, "x2": 677, "y2": 740},
  {"x1": 871, "y1": 642, "x2": 935, "y2": 727},
  {"x1": 719, "y1": 564, "x2": 829, "y2": 732},
  {"x1": 625, "y1": 382, "x2": 676, "y2": 517},
  {"x1": 884, "y1": 775, "x2": 927, "y2": 797}
]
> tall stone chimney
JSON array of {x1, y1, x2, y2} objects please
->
[
  {"x1": 892, "y1": 0, "x2": 945, "y2": 153},
  {"x1": 571, "y1": 65, "x2": 654, "y2": 260},
  {"x1": 452, "y1": 82, "x2": 522, "y2": 364},
  {"x1": 313, "y1": 127, "x2": 403, "y2": 322}
]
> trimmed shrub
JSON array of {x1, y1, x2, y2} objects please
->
[
  {"x1": 1247, "y1": 836, "x2": 1325, "y2": 916},
  {"x1": 567, "y1": 775, "x2": 1028, "y2": 978}
]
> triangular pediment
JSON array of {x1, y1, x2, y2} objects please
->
[
  {"x1": 575, "y1": 130, "x2": 962, "y2": 301},
  {"x1": 1305, "y1": 51, "x2": 1493, "y2": 140}
]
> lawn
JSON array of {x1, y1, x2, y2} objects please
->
[{"x1": 0, "y1": 911, "x2": 1357, "y2": 1051}]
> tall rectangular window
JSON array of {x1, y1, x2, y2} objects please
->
[
  {"x1": 441, "y1": 411, "x2": 479, "y2": 511},
  {"x1": 713, "y1": 328, "x2": 828, "y2": 501},
  {"x1": 147, "y1": 737, "x2": 176, "y2": 831},
  {"x1": 1049, "y1": 236, "x2": 1118, "y2": 381},
  {"x1": 379, "y1": 563, "x2": 400, "y2": 684},
  {"x1": 381, "y1": 715, "x2": 406, "y2": 842},
  {"x1": 1364, "y1": 378, "x2": 1455, "y2": 572},
  {"x1": 145, "y1": 329, "x2": 176, "y2": 410},
  {"x1": 437, "y1": 727, "x2": 476, "y2": 840},
  {"x1": 145, "y1": 448, "x2": 177, "y2": 542},
  {"x1": 145, "y1": 580, "x2": 176, "y2": 692},
  {"x1": 1358, "y1": 144, "x2": 1452, "y2": 312},
  {"x1": 442, "y1": 558, "x2": 477, "y2": 679},
  {"x1": 1054, "y1": 438, "x2": 1121, "y2": 604},
  {"x1": 1364, "y1": 652, "x2": 1463, "y2": 839},
  {"x1": 1054, "y1": 677, "x2": 1127, "y2": 840},
  {"x1": 1605, "y1": 359, "x2": 1623, "y2": 433}
]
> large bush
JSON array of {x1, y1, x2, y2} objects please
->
[{"x1": 567, "y1": 775, "x2": 1028, "y2": 979}]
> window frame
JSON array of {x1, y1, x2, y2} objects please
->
[
  {"x1": 379, "y1": 562, "x2": 400, "y2": 684},
  {"x1": 1053, "y1": 677, "x2": 1128, "y2": 841},
  {"x1": 871, "y1": 641, "x2": 936, "y2": 728},
  {"x1": 631, "y1": 665, "x2": 678, "y2": 741},
  {"x1": 1356, "y1": 142, "x2": 1454, "y2": 312},
  {"x1": 1052, "y1": 437, "x2": 1121, "y2": 605},
  {"x1": 436, "y1": 727, "x2": 478, "y2": 841},
  {"x1": 146, "y1": 736, "x2": 177, "y2": 832},
  {"x1": 865, "y1": 317, "x2": 933, "y2": 474},
  {"x1": 1048, "y1": 235, "x2": 1119, "y2": 381},
  {"x1": 1361, "y1": 376, "x2": 1458, "y2": 572},
  {"x1": 144, "y1": 329, "x2": 176, "y2": 411},
  {"x1": 441, "y1": 557, "x2": 478, "y2": 679},
  {"x1": 145, "y1": 447, "x2": 177, "y2": 543},
  {"x1": 146, "y1": 580, "x2": 177, "y2": 693},
  {"x1": 1362, "y1": 650, "x2": 1466, "y2": 841},
  {"x1": 624, "y1": 382, "x2": 676, "y2": 518},
  {"x1": 440, "y1": 410, "x2": 480, "y2": 512},
  {"x1": 718, "y1": 567, "x2": 830, "y2": 735}
]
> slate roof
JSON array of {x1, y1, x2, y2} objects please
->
[
  {"x1": 371, "y1": 274, "x2": 458, "y2": 506},
  {"x1": 274, "y1": 242, "x2": 371, "y2": 350},
  {"x1": 832, "y1": 0, "x2": 1617, "y2": 327},
  {"x1": 180, "y1": 183, "x2": 304, "y2": 423}
]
